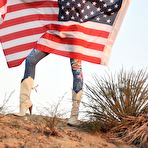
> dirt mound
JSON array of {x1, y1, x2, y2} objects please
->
[{"x1": 0, "y1": 114, "x2": 134, "y2": 148}]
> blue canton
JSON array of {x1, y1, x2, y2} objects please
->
[{"x1": 58, "y1": 0, "x2": 123, "y2": 25}]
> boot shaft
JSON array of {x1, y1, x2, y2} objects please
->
[
  {"x1": 68, "y1": 90, "x2": 83, "y2": 126},
  {"x1": 70, "y1": 90, "x2": 83, "y2": 118},
  {"x1": 20, "y1": 77, "x2": 34, "y2": 103},
  {"x1": 14, "y1": 76, "x2": 34, "y2": 116}
]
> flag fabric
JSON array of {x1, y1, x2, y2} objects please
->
[
  {"x1": 0, "y1": 0, "x2": 7, "y2": 24},
  {"x1": 0, "y1": 0, "x2": 131, "y2": 68},
  {"x1": 37, "y1": 0, "x2": 124, "y2": 64},
  {"x1": 0, "y1": 0, "x2": 59, "y2": 67}
]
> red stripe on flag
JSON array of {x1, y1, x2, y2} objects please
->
[
  {"x1": 7, "y1": 1, "x2": 58, "y2": 13},
  {"x1": 37, "y1": 44, "x2": 101, "y2": 64},
  {"x1": 7, "y1": 58, "x2": 25, "y2": 68},
  {"x1": 42, "y1": 33, "x2": 105, "y2": 51},
  {"x1": 0, "y1": 14, "x2": 58, "y2": 29},
  {"x1": 1, "y1": 27, "x2": 48, "y2": 42},
  {"x1": 3, "y1": 42, "x2": 36, "y2": 55},
  {"x1": 49, "y1": 24, "x2": 110, "y2": 38}
]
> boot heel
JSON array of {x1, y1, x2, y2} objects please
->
[{"x1": 29, "y1": 105, "x2": 33, "y2": 115}]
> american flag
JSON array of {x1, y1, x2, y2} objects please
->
[{"x1": 0, "y1": 0, "x2": 130, "y2": 68}]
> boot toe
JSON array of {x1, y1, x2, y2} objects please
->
[{"x1": 67, "y1": 118, "x2": 81, "y2": 127}]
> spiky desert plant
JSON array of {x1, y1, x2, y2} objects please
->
[
  {"x1": 83, "y1": 69, "x2": 148, "y2": 131},
  {"x1": 110, "y1": 114, "x2": 148, "y2": 148}
]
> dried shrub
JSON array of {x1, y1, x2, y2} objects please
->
[
  {"x1": 111, "y1": 115, "x2": 148, "y2": 148},
  {"x1": 82, "y1": 69, "x2": 148, "y2": 146},
  {"x1": 83, "y1": 69, "x2": 148, "y2": 129},
  {"x1": 38, "y1": 97, "x2": 67, "y2": 136},
  {"x1": 0, "y1": 90, "x2": 15, "y2": 115}
]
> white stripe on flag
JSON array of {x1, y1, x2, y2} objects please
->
[
  {"x1": 8, "y1": 0, "x2": 58, "y2": 6},
  {"x1": 38, "y1": 38, "x2": 104, "y2": 58},
  {"x1": 3, "y1": 34, "x2": 43, "y2": 49},
  {"x1": 50, "y1": 21, "x2": 113, "y2": 32},
  {"x1": 0, "y1": 5, "x2": 7, "y2": 15},
  {"x1": 6, "y1": 49, "x2": 32, "y2": 62},
  {"x1": 48, "y1": 30, "x2": 108, "y2": 45},
  {"x1": 0, "y1": 21, "x2": 51, "y2": 36},
  {"x1": 5, "y1": 8, "x2": 59, "y2": 20}
]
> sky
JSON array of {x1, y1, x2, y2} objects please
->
[{"x1": 0, "y1": 1, "x2": 148, "y2": 116}]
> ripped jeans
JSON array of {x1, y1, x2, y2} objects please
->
[{"x1": 23, "y1": 49, "x2": 83, "y2": 93}]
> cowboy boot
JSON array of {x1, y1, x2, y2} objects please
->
[
  {"x1": 14, "y1": 77, "x2": 33, "y2": 116},
  {"x1": 67, "y1": 90, "x2": 83, "y2": 126}
]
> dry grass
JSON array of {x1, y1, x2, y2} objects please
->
[
  {"x1": 37, "y1": 98, "x2": 67, "y2": 136},
  {"x1": 82, "y1": 68, "x2": 148, "y2": 147},
  {"x1": 0, "y1": 90, "x2": 15, "y2": 115},
  {"x1": 111, "y1": 115, "x2": 148, "y2": 147}
]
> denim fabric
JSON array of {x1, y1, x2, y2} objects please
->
[
  {"x1": 23, "y1": 49, "x2": 48, "y2": 80},
  {"x1": 70, "y1": 59, "x2": 83, "y2": 93},
  {"x1": 23, "y1": 49, "x2": 83, "y2": 93}
]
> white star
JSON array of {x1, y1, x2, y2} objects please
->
[
  {"x1": 110, "y1": 0, "x2": 114, "y2": 3},
  {"x1": 82, "y1": 0, "x2": 86, "y2": 3},
  {"x1": 61, "y1": 16, "x2": 64, "y2": 19},
  {"x1": 72, "y1": 7, "x2": 75, "y2": 11},
  {"x1": 65, "y1": 10, "x2": 70, "y2": 15},
  {"x1": 84, "y1": 15, "x2": 88, "y2": 19},
  {"x1": 61, "y1": 6, "x2": 64, "y2": 10},
  {"x1": 97, "y1": 7, "x2": 101, "y2": 11},
  {"x1": 103, "y1": 3, "x2": 107, "y2": 7},
  {"x1": 76, "y1": 13, "x2": 79, "y2": 17},
  {"x1": 103, "y1": 14, "x2": 107, "y2": 18},
  {"x1": 80, "y1": 19, "x2": 83, "y2": 22},
  {"x1": 108, "y1": 8, "x2": 112, "y2": 12},
  {"x1": 72, "y1": 0, "x2": 75, "y2": 2},
  {"x1": 77, "y1": 3, "x2": 81, "y2": 7},
  {"x1": 87, "y1": 5, "x2": 90, "y2": 9},
  {"x1": 107, "y1": 19, "x2": 111, "y2": 23},
  {"x1": 66, "y1": 2, "x2": 70, "y2": 6},
  {"x1": 81, "y1": 9, "x2": 84, "y2": 13},
  {"x1": 90, "y1": 11, "x2": 94, "y2": 15},
  {"x1": 92, "y1": 2, "x2": 97, "y2": 6},
  {"x1": 115, "y1": 4, "x2": 119, "y2": 8},
  {"x1": 71, "y1": 16, "x2": 75, "y2": 20},
  {"x1": 96, "y1": 17, "x2": 100, "y2": 21}
]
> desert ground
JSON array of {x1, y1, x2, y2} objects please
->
[{"x1": 0, "y1": 114, "x2": 136, "y2": 148}]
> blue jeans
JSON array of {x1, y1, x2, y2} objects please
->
[{"x1": 23, "y1": 49, "x2": 83, "y2": 93}]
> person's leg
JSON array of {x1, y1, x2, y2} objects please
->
[
  {"x1": 68, "y1": 58, "x2": 83, "y2": 126},
  {"x1": 71, "y1": 59, "x2": 83, "y2": 93},
  {"x1": 14, "y1": 49, "x2": 48, "y2": 116},
  {"x1": 23, "y1": 48, "x2": 49, "y2": 81}
]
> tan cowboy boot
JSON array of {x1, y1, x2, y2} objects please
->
[
  {"x1": 14, "y1": 77, "x2": 33, "y2": 116},
  {"x1": 67, "y1": 90, "x2": 83, "y2": 126}
]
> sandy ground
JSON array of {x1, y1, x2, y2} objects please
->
[{"x1": 0, "y1": 114, "x2": 135, "y2": 148}]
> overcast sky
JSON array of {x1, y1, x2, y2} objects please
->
[{"x1": 0, "y1": 1, "x2": 147, "y2": 115}]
